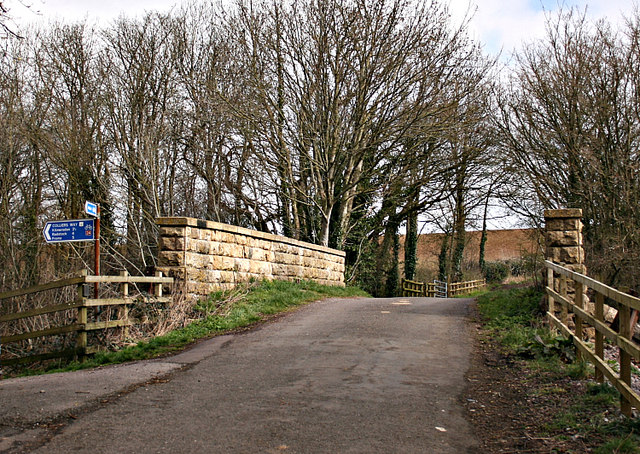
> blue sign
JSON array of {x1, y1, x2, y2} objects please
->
[
  {"x1": 85, "y1": 201, "x2": 99, "y2": 218},
  {"x1": 43, "y1": 219, "x2": 95, "y2": 243}
]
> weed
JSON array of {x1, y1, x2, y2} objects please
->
[
  {"x1": 595, "y1": 436, "x2": 640, "y2": 454},
  {"x1": 13, "y1": 280, "x2": 368, "y2": 377}
]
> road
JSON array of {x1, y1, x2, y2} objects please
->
[{"x1": 2, "y1": 296, "x2": 478, "y2": 453}]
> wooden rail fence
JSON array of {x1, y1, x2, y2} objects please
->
[
  {"x1": 401, "y1": 278, "x2": 486, "y2": 298},
  {"x1": 545, "y1": 260, "x2": 640, "y2": 416},
  {"x1": 0, "y1": 270, "x2": 173, "y2": 366},
  {"x1": 449, "y1": 279, "x2": 487, "y2": 297}
]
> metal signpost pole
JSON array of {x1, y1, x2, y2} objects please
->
[{"x1": 94, "y1": 204, "x2": 100, "y2": 299}]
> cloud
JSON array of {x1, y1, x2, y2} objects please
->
[{"x1": 447, "y1": 0, "x2": 637, "y2": 59}]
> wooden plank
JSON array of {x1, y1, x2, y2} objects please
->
[
  {"x1": 0, "y1": 276, "x2": 85, "y2": 301},
  {"x1": 77, "y1": 286, "x2": 87, "y2": 357},
  {"x1": 120, "y1": 270, "x2": 130, "y2": 340},
  {"x1": 620, "y1": 304, "x2": 633, "y2": 416},
  {"x1": 547, "y1": 268, "x2": 555, "y2": 318},
  {"x1": 0, "y1": 300, "x2": 82, "y2": 322},
  {"x1": 84, "y1": 320, "x2": 132, "y2": 331},
  {"x1": 0, "y1": 348, "x2": 84, "y2": 366},
  {"x1": 82, "y1": 297, "x2": 132, "y2": 307},
  {"x1": 595, "y1": 293, "x2": 605, "y2": 383},
  {"x1": 545, "y1": 261, "x2": 640, "y2": 311},
  {"x1": 548, "y1": 312, "x2": 640, "y2": 411},
  {"x1": 2, "y1": 323, "x2": 80, "y2": 343},
  {"x1": 81, "y1": 296, "x2": 172, "y2": 307},
  {"x1": 84, "y1": 275, "x2": 173, "y2": 284},
  {"x1": 547, "y1": 287, "x2": 640, "y2": 361}
]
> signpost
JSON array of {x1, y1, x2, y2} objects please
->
[
  {"x1": 84, "y1": 201, "x2": 99, "y2": 218},
  {"x1": 43, "y1": 219, "x2": 95, "y2": 243},
  {"x1": 43, "y1": 201, "x2": 101, "y2": 298},
  {"x1": 85, "y1": 202, "x2": 101, "y2": 299}
]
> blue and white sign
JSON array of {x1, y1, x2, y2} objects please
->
[
  {"x1": 43, "y1": 219, "x2": 95, "y2": 243},
  {"x1": 84, "y1": 201, "x2": 99, "y2": 218}
]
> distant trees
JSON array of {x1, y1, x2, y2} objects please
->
[
  {"x1": 2, "y1": 1, "x2": 637, "y2": 297},
  {"x1": 497, "y1": 8, "x2": 640, "y2": 291}
]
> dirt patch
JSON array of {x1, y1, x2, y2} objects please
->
[{"x1": 464, "y1": 304, "x2": 627, "y2": 453}]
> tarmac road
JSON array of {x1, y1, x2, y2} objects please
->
[{"x1": 2, "y1": 296, "x2": 479, "y2": 453}]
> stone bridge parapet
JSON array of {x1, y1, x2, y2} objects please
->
[{"x1": 156, "y1": 217, "x2": 345, "y2": 299}]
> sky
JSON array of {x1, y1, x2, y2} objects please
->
[
  {"x1": 3, "y1": 0, "x2": 637, "y2": 231},
  {"x1": 7, "y1": 0, "x2": 636, "y2": 61}
]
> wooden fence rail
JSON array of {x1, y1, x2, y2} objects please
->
[
  {"x1": 449, "y1": 279, "x2": 487, "y2": 297},
  {"x1": 545, "y1": 260, "x2": 640, "y2": 417},
  {"x1": 401, "y1": 278, "x2": 486, "y2": 298},
  {"x1": 0, "y1": 270, "x2": 173, "y2": 366}
]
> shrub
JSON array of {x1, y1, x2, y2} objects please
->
[{"x1": 483, "y1": 261, "x2": 510, "y2": 283}]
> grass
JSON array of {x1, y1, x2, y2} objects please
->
[
  {"x1": 476, "y1": 285, "x2": 640, "y2": 453},
  {"x1": 13, "y1": 279, "x2": 368, "y2": 377}
]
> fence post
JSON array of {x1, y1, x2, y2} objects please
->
[
  {"x1": 594, "y1": 293, "x2": 604, "y2": 383},
  {"x1": 619, "y1": 304, "x2": 632, "y2": 416},
  {"x1": 155, "y1": 271, "x2": 163, "y2": 297},
  {"x1": 574, "y1": 282, "x2": 584, "y2": 362},
  {"x1": 76, "y1": 270, "x2": 88, "y2": 361},
  {"x1": 120, "y1": 270, "x2": 129, "y2": 340}
]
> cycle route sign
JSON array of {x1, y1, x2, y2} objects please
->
[{"x1": 43, "y1": 219, "x2": 95, "y2": 243}]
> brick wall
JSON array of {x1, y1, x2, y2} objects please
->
[{"x1": 156, "y1": 217, "x2": 345, "y2": 299}]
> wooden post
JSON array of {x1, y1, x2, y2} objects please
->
[
  {"x1": 120, "y1": 270, "x2": 129, "y2": 340},
  {"x1": 619, "y1": 303, "x2": 632, "y2": 416},
  {"x1": 155, "y1": 271, "x2": 163, "y2": 297},
  {"x1": 547, "y1": 268, "x2": 555, "y2": 317},
  {"x1": 595, "y1": 293, "x2": 604, "y2": 383},
  {"x1": 574, "y1": 282, "x2": 584, "y2": 362},
  {"x1": 559, "y1": 274, "x2": 568, "y2": 327},
  {"x1": 77, "y1": 270, "x2": 88, "y2": 361}
]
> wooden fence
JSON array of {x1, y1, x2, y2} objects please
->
[
  {"x1": 401, "y1": 278, "x2": 486, "y2": 298},
  {"x1": 0, "y1": 270, "x2": 173, "y2": 366},
  {"x1": 449, "y1": 279, "x2": 487, "y2": 297},
  {"x1": 545, "y1": 260, "x2": 640, "y2": 416}
]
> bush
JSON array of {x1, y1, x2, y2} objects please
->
[{"x1": 483, "y1": 261, "x2": 510, "y2": 283}]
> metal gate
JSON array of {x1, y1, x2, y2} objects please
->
[{"x1": 433, "y1": 280, "x2": 448, "y2": 298}]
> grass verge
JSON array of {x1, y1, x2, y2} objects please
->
[
  {"x1": 13, "y1": 280, "x2": 368, "y2": 377},
  {"x1": 475, "y1": 286, "x2": 640, "y2": 453}
]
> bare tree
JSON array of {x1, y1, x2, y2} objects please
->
[{"x1": 497, "y1": 8, "x2": 640, "y2": 290}]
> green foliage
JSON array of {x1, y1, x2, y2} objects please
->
[
  {"x1": 483, "y1": 261, "x2": 510, "y2": 283},
  {"x1": 477, "y1": 287, "x2": 543, "y2": 321},
  {"x1": 479, "y1": 287, "x2": 639, "y2": 452},
  {"x1": 18, "y1": 280, "x2": 368, "y2": 377},
  {"x1": 595, "y1": 438, "x2": 640, "y2": 454}
]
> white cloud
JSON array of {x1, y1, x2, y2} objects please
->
[{"x1": 447, "y1": 0, "x2": 637, "y2": 60}]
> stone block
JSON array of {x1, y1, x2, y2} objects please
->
[
  {"x1": 159, "y1": 226, "x2": 186, "y2": 238},
  {"x1": 194, "y1": 239, "x2": 211, "y2": 254},
  {"x1": 545, "y1": 218, "x2": 582, "y2": 232},
  {"x1": 234, "y1": 258, "x2": 251, "y2": 273},
  {"x1": 219, "y1": 232, "x2": 235, "y2": 244},
  {"x1": 159, "y1": 236, "x2": 176, "y2": 252},
  {"x1": 219, "y1": 271, "x2": 236, "y2": 283},
  {"x1": 234, "y1": 234, "x2": 249, "y2": 246},
  {"x1": 545, "y1": 230, "x2": 581, "y2": 247},
  {"x1": 544, "y1": 208, "x2": 582, "y2": 219},
  {"x1": 159, "y1": 251, "x2": 183, "y2": 266},
  {"x1": 546, "y1": 246, "x2": 581, "y2": 264},
  {"x1": 221, "y1": 243, "x2": 243, "y2": 258},
  {"x1": 206, "y1": 270, "x2": 222, "y2": 282}
]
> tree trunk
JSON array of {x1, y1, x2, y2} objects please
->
[{"x1": 404, "y1": 211, "x2": 418, "y2": 281}]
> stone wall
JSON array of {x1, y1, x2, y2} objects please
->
[
  {"x1": 156, "y1": 217, "x2": 345, "y2": 299},
  {"x1": 544, "y1": 208, "x2": 586, "y2": 318},
  {"x1": 544, "y1": 208, "x2": 585, "y2": 274}
]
